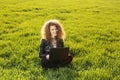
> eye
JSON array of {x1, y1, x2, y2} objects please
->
[{"x1": 51, "y1": 29, "x2": 54, "y2": 31}]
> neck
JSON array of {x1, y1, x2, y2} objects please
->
[{"x1": 51, "y1": 36, "x2": 56, "y2": 40}]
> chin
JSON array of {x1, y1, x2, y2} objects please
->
[{"x1": 54, "y1": 36, "x2": 57, "y2": 38}]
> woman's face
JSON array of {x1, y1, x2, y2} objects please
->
[{"x1": 50, "y1": 25, "x2": 58, "y2": 38}]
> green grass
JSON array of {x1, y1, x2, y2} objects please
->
[{"x1": 0, "y1": 0, "x2": 120, "y2": 80}]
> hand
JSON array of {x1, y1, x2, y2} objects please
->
[{"x1": 46, "y1": 54, "x2": 50, "y2": 60}]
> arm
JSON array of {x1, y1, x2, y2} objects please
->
[
  {"x1": 58, "y1": 39, "x2": 64, "y2": 47},
  {"x1": 39, "y1": 39, "x2": 46, "y2": 58},
  {"x1": 61, "y1": 39, "x2": 64, "y2": 47}
]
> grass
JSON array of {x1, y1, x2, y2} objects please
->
[{"x1": 0, "y1": 0, "x2": 120, "y2": 80}]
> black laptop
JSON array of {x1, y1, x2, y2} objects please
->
[{"x1": 49, "y1": 47, "x2": 69, "y2": 61}]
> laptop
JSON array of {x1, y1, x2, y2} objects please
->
[{"x1": 49, "y1": 47, "x2": 69, "y2": 61}]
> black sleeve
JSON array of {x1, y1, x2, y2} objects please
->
[
  {"x1": 39, "y1": 39, "x2": 46, "y2": 58},
  {"x1": 61, "y1": 40, "x2": 64, "y2": 47},
  {"x1": 59, "y1": 39, "x2": 64, "y2": 47}
]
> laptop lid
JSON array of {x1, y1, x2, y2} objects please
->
[{"x1": 49, "y1": 47, "x2": 69, "y2": 61}]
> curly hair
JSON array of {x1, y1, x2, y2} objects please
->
[{"x1": 41, "y1": 19, "x2": 65, "y2": 40}]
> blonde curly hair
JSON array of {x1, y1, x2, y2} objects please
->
[{"x1": 41, "y1": 19, "x2": 65, "y2": 40}]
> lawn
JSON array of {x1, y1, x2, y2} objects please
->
[{"x1": 0, "y1": 0, "x2": 120, "y2": 80}]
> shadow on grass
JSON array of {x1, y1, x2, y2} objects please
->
[{"x1": 42, "y1": 64, "x2": 79, "y2": 80}]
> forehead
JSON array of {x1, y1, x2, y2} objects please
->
[{"x1": 50, "y1": 25, "x2": 57, "y2": 29}]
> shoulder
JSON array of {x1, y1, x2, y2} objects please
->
[
  {"x1": 40, "y1": 39, "x2": 47, "y2": 43},
  {"x1": 57, "y1": 39, "x2": 64, "y2": 42},
  {"x1": 40, "y1": 39, "x2": 48, "y2": 47},
  {"x1": 41, "y1": 39, "x2": 46, "y2": 41}
]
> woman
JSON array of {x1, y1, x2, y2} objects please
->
[{"x1": 39, "y1": 19, "x2": 72, "y2": 69}]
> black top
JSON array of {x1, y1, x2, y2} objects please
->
[{"x1": 39, "y1": 39, "x2": 64, "y2": 58}]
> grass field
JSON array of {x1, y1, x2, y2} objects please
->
[{"x1": 0, "y1": 0, "x2": 120, "y2": 80}]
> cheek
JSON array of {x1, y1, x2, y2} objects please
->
[
  {"x1": 50, "y1": 31, "x2": 52, "y2": 34},
  {"x1": 56, "y1": 31, "x2": 58, "y2": 34},
  {"x1": 55, "y1": 30, "x2": 58, "y2": 34},
  {"x1": 50, "y1": 30, "x2": 54, "y2": 35}
]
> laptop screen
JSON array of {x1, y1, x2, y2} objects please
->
[{"x1": 49, "y1": 47, "x2": 69, "y2": 61}]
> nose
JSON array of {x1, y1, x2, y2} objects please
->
[{"x1": 53, "y1": 29, "x2": 57, "y2": 33}]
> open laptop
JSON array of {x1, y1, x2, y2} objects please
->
[{"x1": 49, "y1": 47, "x2": 69, "y2": 61}]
